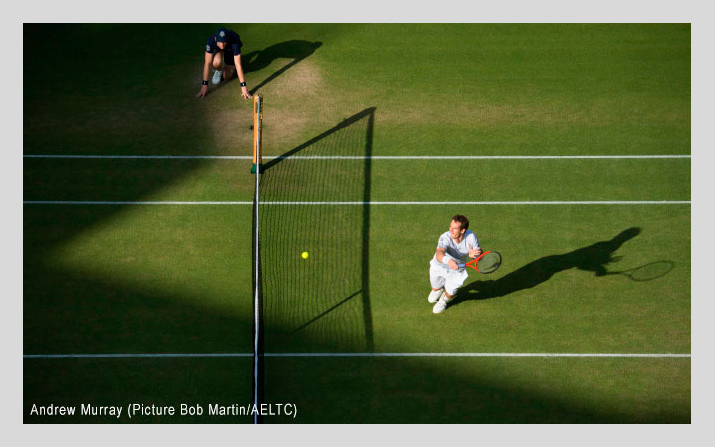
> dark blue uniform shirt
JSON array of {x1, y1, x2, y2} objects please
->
[{"x1": 205, "y1": 29, "x2": 243, "y2": 65}]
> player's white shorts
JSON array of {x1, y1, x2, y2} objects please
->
[{"x1": 429, "y1": 264, "x2": 468, "y2": 296}]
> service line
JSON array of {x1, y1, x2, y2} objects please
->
[{"x1": 23, "y1": 352, "x2": 691, "y2": 359}]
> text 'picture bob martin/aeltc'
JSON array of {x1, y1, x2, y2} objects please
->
[{"x1": 28, "y1": 403, "x2": 297, "y2": 421}]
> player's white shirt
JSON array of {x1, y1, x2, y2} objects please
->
[{"x1": 430, "y1": 230, "x2": 479, "y2": 272}]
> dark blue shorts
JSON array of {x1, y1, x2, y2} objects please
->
[{"x1": 221, "y1": 49, "x2": 236, "y2": 66}]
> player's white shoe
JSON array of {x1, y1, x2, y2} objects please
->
[
  {"x1": 427, "y1": 289, "x2": 444, "y2": 303},
  {"x1": 432, "y1": 297, "x2": 450, "y2": 314},
  {"x1": 212, "y1": 70, "x2": 223, "y2": 85}
]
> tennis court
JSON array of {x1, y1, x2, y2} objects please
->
[{"x1": 23, "y1": 23, "x2": 690, "y2": 423}]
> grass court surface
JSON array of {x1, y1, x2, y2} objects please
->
[{"x1": 23, "y1": 24, "x2": 690, "y2": 423}]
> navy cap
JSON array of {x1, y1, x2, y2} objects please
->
[{"x1": 215, "y1": 28, "x2": 229, "y2": 43}]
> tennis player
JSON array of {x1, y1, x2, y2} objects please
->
[
  {"x1": 428, "y1": 215, "x2": 481, "y2": 314},
  {"x1": 196, "y1": 27, "x2": 252, "y2": 99}
]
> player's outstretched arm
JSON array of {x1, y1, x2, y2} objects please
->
[
  {"x1": 196, "y1": 52, "x2": 213, "y2": 98},
  {"x1": 436, "y1": 248, "x2": 458, "y2": 270},
  {"x1": 234, "y1": 54, "x2": 252, "y2": 99}
]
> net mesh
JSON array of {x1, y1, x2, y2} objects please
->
[{"x1": 258, "y1": 108, "x2": 375, "y2": 353}]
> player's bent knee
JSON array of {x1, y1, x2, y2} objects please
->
[{"x1": 212, "y1": 55, "x2": 223, "y2": 70}]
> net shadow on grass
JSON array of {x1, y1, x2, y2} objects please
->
[
  {"x1": 258, "y1": 108, "x2": 375, "y2": 354},
  {"x1": 454, "y1": 227, "x2": 649, "y2": 305}
]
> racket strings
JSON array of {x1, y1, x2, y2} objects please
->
[{"x1": 477, "y1": 252, "x2": 501, "y2": 273}]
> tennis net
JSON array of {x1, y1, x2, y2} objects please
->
[
  {"x1": 258, "y1": 108, "x2": 375, "y2": 354},
  {"x1": 252, "y1": 105, "x2": 376, "y2": 419}
]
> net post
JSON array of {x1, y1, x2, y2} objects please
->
[
  {"x1": 252, "y1": 94, "x2": 264, "y2": 424},
  {"x1": 251, "y1": 94, "x2": 263, "y2": 174}
]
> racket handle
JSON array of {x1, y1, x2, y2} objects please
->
[{"x1": 458, "y1": 263, "x2": 465, "y2": 268}]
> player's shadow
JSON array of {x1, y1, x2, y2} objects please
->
[
  {"x1": 452, "y1": 227, "x2": 642, "y2": 305},
  {"x1": 243, "y1": 40, "x2": 323, "y2": 95},
  {"x1": 205, "y1": 40, "x2": 322, "y2": 96}
]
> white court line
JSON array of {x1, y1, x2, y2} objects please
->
[
  {"x1": 260, "y1": 201, "x2": 692, "y2": 205},
  {"x1": 23, "y1": 201, "x2": 691, "y2": 205},
  {"x1": 23, "y1": 201, "x2": 254, "y2": 205},
  {"x1": 266, "y1": 353, "x2": 692, "y2": 358},
  {"x1": 23, "y1": 155, "x2": 252, "y2": 159},
  {"x1": 23, "y1": 154, "x2": 692, "y2": 160},
  {"x1": 23, "y1": 352, "x2": 691, "y2": 359},
  {"x1": 23, "y1": 353, "x2": 252, "y2": 358}
]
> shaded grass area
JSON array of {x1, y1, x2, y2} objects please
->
[
  {"x1": 23, "y1": 159, "x2": 254, "y2": 202},
  {"x1": 24, "y1": 358, "x2": 253, "y2": 424},
  {"x1": 24, "y1": 205, "x2": 255, "y2": 424},
  {"x1": 24, "y1": 24, "x2": 220, "y2": 155},
  {"x1": 265, "y1": 357, "x2": 690, "y2": 423},
  {"x1": 24, "y1": 205, "x2": 253, "y2": 354},
  {"x1": 24, "y1": 355, "x2": 690, "y2": 424}
]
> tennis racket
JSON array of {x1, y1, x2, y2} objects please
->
[{"x1": 458, "y1": 250, "x2": 502, "y2": 274}]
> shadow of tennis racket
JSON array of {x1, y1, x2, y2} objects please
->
[{"x1": 602, "y1": 260, "x2": 675, "y2": 282}]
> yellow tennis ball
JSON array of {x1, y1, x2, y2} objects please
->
[{"x1": 301, "y1": 251, "x2": 309, "y2": 259}]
